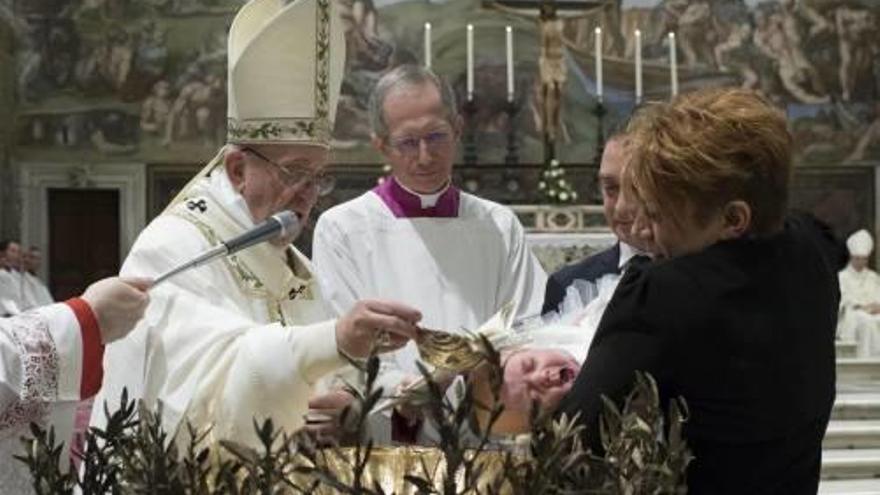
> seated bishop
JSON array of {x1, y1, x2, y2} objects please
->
[{"x1": 838, "y1": 229, "x2": 880, "y2": 356}]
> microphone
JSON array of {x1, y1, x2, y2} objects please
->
[
  {"x1": 152, "y1": 211, "x2": 300, "y2": 288},
  {"x1": 224, "y1": 210, "x2": 300, "y2": 254}
]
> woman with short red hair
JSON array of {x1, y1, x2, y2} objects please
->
[{"x1": 559, "y1": 88, "x2": 847, "y2": 494}]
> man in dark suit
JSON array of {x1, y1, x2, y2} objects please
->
[
  {"x1": 557, "y1": 88, "x2": 846, "y2": 494},
  {"x1": 542, "y1": 135, "x2": 650, "y2": 314}
]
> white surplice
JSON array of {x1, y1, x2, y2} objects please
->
[
  {"x1": 312, "y1": 189, "x2": 547, "y2": 380},
  {"x1": 0, "y1": 304, "x2": 87, "y2": 493},
  {"x1": 22, "y1": 273, "x2": 54, "y2": 309},
  {"x1": 91, "y1": 169, "x2": 347, "y2": 449},
  {"x1": 0, "y1": 270, "x2": 23, "y2": 316},
  {"x1": 839, "y1": 264, "x2": 880, "y2": 356}
]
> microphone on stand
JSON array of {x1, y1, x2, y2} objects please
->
[{"x1": 151, "y1": 210, "x2": 300, "y2": 288}]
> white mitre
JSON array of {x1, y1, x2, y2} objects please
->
[
  {"x1": 166, "y1": 0, "x2": 346, "y2": 210},
  {"x1": 847, "y1": 229, "x2": 874, "y2": 257},
  {"x1": 226, "y1": 0, "x2": 345, "y2": 145}
]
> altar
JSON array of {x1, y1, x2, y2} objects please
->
[{"x1": 513, "y1": 203, "x2": 615, "y2": 272}]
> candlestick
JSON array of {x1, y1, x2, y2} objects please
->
[
  {"x1": 669, "y1": 32, "x2": 678, "y2": 97},
  {"x1": 467, "y1": 24, "x2": 474, "y2": 101},
  {"x1": 595, "y1": 27, "x2": 603, "y2": 101},
  {"x1": 635, "y1": 29, "x2": 642, "y2": 104},
  {"x1": 506, "y1": 26, "x2": 514, "y2": 102},
  {"x1": 424, "y1": 22, "x2": 432, "y2": 69}
]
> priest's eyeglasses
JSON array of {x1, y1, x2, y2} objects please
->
[
  {"x1": 388, "y1": 131, "x2": 452, "y2": 158},
  {"x1": 242, "y1": 147, "x2": 335, "y2": 196}
]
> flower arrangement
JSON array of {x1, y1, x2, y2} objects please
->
[{"x1": 538, "y1": 159, "x2": 578, "y2": 204}]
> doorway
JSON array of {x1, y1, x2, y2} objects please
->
[{"x1": 48, "y1": 188, "x2": 120, "y2": 300}]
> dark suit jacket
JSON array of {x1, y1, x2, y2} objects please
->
[
  {"x1": 558, "y1": 214, "x2": 847, "y2": 495},
  {"x1": 542, "y1": 243, "x2": 621, "y2": 314}
]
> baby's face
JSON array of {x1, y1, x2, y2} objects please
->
[{"x1": 501, "y1": 349, "x2": 581, "y2": 414}]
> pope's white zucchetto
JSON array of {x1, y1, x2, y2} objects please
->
[
  {"x1": 226, "y1": 0, "x2": 345, "y2": 147},
  {"x1": 847, "y1": 229, "x2": 874, "y2": 257}
]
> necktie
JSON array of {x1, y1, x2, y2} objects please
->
[{"x1": 625, "y1": 254, "x2": 651, "y2": 271}]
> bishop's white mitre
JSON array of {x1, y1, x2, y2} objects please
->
[{"x1": 226, "y1": 0, "x2": 346, "y2": 146}]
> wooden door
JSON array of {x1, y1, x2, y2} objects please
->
[{"x1": 48, "y1": 188, "x2": 120, "y2": 300}]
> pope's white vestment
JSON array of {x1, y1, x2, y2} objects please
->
[
  {"x1": 91, "y1": 170, "x2": 347, "y2": 448},
  {"x1": 313, "y1": 183, "x2": 547, "y2": 380},
  {"x1": 839, "y1": 264, "x2": 880, "y2": 356},
  {"x1": 1, "y1": 303, "x2": 98, "y2": 492}
]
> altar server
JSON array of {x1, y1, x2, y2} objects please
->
[{"x1": 312, "y1": 65, "x2": 547, "y2": 393}]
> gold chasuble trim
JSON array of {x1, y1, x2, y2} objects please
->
[{"x1": 169, "y1": 194, "x2": 317, "y2": 326}]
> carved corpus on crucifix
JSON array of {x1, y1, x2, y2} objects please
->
[{"x1": 484, "y1": 0, "x2": 610, "y2": 164}]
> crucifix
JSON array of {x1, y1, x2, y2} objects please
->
[{"x1": 484, "y1": 0, "x2": 611, "y2": 165}]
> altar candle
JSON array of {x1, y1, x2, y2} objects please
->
[
  {"x1": 506, "y1": 26, "x2": 514, "y2": 102},
  {"x1": 595, "y1": 27, "x2": 603, "y2": 101},
  {"x1": 467, "y1": 24, "x2": 474, "y2": 101},
  {"x1": 669, "y1": 32, "x2": 678, "y2": 97},
  {"x1": 424, "y1": 22, "x2": 432, "y2": 69},
  {"x1": 635, "y1": 29, "x2": 642, "y2": 103}
]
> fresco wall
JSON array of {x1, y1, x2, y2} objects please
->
[
  {"x1": 4, "y1": 0, "x2": 879, "y2": 168},
  {"x1": 5, "y1": 0, "x2": 879, "y2": 167}
]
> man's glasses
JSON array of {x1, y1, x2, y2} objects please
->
[
  {"x1": 241, "y1": 147, "x2": 335, "y2": 196},
  {"x1": 387, "y1": 131, "x2": 452, "y2": 158}
]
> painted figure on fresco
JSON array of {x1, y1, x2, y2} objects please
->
[
  {"x1": 713, "y1": 5, "x2": 759, "y2": 89},
  {"x1": 338, "y1": 0, "x2": 388, "y2": 71},
  {"x1": 571, "y1": 0, "x2": 624, "y2": 58},
  {"x1": 88, "y1": 110, "x2": 138, "y2": 154},
  {"x1": 140, "y1": 79, "x2": 173, "y2": 135},
  {"x1": 162, "y1": 70, "x2": 225, "y2": 147},
  {"x1": 753, "y1": 7, "x2": 829, "y2": 104},
  {"x1": 846, "y1": 102, "x2": 880, "y2": 163},
  {"x1": 836, "y1": 5, "x2": 876, "y2": 103},
  {"x1": 666, "y1": 0, "x2": 713, "y2": 67},
  {"x1": 16, "y1": 22, "x2": 45, "y2": 102}
]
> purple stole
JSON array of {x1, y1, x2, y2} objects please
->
[{"x1": 372, "y1": 177, "x2": 460, "y2": 218}]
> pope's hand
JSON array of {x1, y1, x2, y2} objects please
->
[
  {"x1": 335, "y1": 300, "x2": 421, "y2": 358},
  {"x1": 81, "y1": 277, "x2": 152, "y2": 344},
  {"x1": 304, "y1": 389, "x2": 357, "y2": 443}
]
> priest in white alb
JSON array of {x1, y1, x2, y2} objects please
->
[
  {"x1": 311, "y1": 65, "x2": 547, "y2": 440},
  {"x1": 91, "y1": 0, "x2": 420, "y2": 450},
  {"x1": 21, "y1": 247, "x2": 54, "y2": 309},
  {"x1": 0, "y1": 241, "x2": 24, "y2": 316}
]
